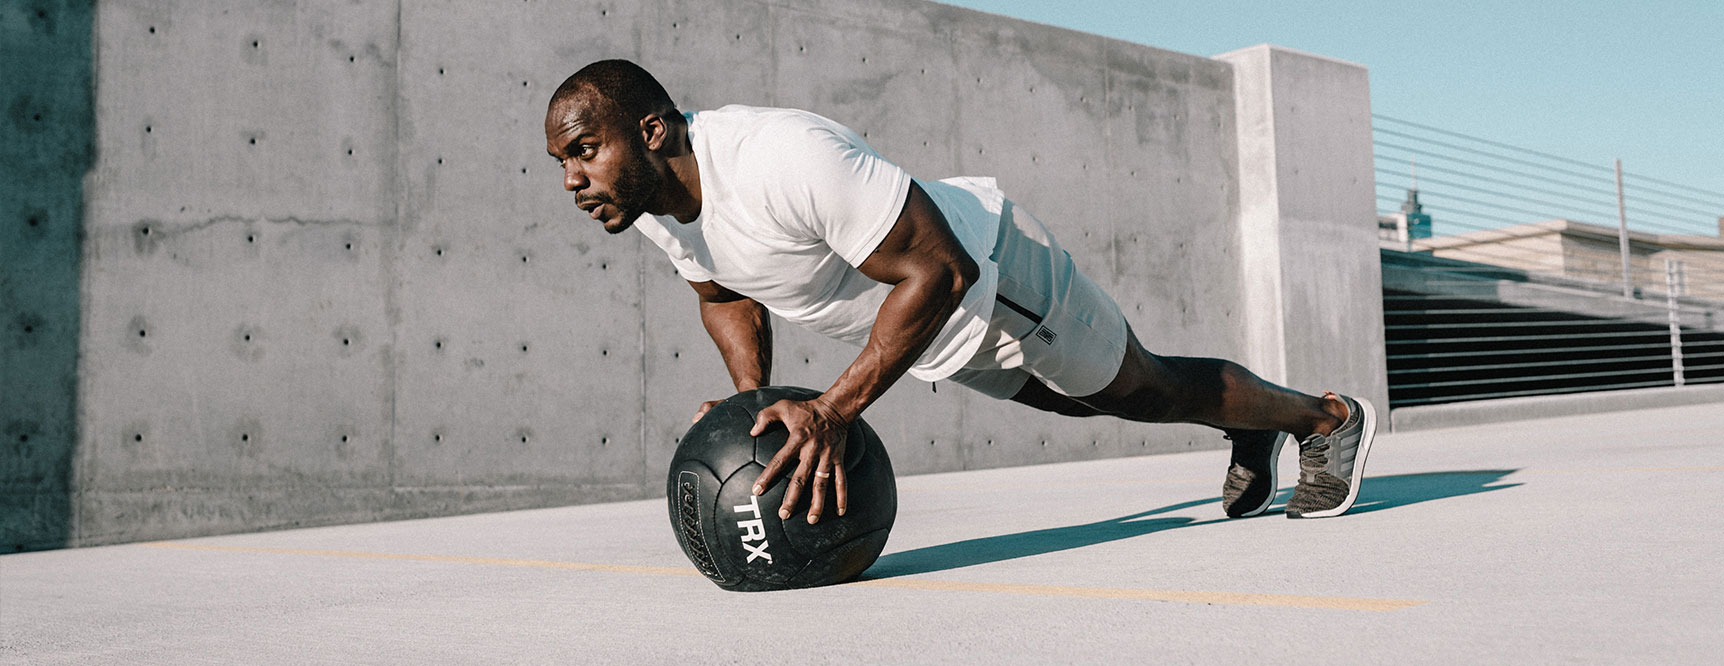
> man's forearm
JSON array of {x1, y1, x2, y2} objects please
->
[
  {"x1": 820, "y1": 269, "x2": 971, "y2": 422},
  {"x1": 700, "y1": 298, "x2": 773, "y2": 391}
]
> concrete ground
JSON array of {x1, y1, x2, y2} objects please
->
[{"x1": 3, "y1": 402, "x2": 1721, "y2": 665}]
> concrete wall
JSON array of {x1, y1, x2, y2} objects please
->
[{"x1": 1, "y1": 0, "x2": 1385, "y2": 550}]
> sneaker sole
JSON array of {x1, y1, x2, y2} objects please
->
[
  {"x1": 1234, "y1": 432, "x2": 1288, "y2": 518},
  {"x1": 1289, "y1": 397, "x2": 1376, "y2": 519}
]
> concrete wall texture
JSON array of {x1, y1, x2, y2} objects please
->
[{"x1": 1, "y1": 0, "x2": 1385, "y2": 551}]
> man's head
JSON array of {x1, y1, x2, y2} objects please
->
[{"x1": 544, "y1": 59, "x2": 681, "y2": 234}]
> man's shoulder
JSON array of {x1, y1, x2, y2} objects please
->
[{"x1": 693, "y1": 105, "x2": 857, "y2": 151}]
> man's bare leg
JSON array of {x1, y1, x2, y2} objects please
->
[{"x1": 1071, "y1": 327, "x2": 1346, "y2": 440}]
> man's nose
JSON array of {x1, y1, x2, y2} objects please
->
[{"x1": 563, "y1": 161, "x2": 586, "y2": 192}]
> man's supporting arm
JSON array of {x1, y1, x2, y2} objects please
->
[
  {"x1": 752, "y1": 181, "x2": 979, "y2": 522},
  {"x1": 689, "y1": 280, "x2": 772, "y2": 422}
]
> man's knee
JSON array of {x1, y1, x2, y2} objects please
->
[
  {"x1": 1078, "y1": 345, "x2": 1185, "y2": 423},
  {"x1": 1010, "y1": 378, "x2": 1109, "y2": 418}
]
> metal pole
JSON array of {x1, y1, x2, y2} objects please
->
[
  {"x1": 1666, "y1": 259, "x2": 1685, "y2": 387},
  {"x1": 1616, "y1": 159, "x2": 1634, "y2": 298}
]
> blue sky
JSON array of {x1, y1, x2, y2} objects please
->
[{"x1": 934, "y1": 0, "x2": 1724, "y2": 227}]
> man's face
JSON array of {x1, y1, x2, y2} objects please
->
[{"x1": 545, "y1": 98, "x2": 663, "y2": 235}]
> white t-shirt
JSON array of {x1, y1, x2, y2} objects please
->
[{"x1": 632, "y1": 105, "x2": 1003, "y2": 382}]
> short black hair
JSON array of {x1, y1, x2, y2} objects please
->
[{"x1": 550, "y1": 59, "x2": 679, "y2": 126}]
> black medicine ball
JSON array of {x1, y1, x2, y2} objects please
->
[{"x1": 667, "y1": 386, "x2": 897, "y2": 591}]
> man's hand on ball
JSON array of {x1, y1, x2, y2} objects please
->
[
  {"x1": 750, "y1": 397, "x2": 850, "y2": 524},
  {"x1": 691, "y1": 399, "x2": 724, "y2": 423}
]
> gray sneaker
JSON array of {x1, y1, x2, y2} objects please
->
[
  {"x1": 1220, "y1": 429, "x2": 1288, "y2": 518},
  {"x1": 1286, "y1": 393, "x2": 1377, "y2": 519}
]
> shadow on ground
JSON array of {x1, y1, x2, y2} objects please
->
[{"x1": 862, "y1": 469, "x2": 1521, "y2": 579}]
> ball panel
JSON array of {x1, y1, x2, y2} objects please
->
[
  {"x1": 673, "y1": 402, "x2": 759, "y2": 481},
  {"x1": 714, "y1": 461, "x2": 810, "y2": 588},
  {"x1": 785, "y1": 527, "x2": 894, "y2": 588},
  {"x1": 665, "y1": 460, "x2": 737, "y2": 586}
]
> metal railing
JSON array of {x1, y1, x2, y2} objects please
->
[{"x1": 1372, "y1": 114, "x2": 1724, "y2": 407}]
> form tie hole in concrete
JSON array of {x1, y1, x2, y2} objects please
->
[
  {"x1": 244, "y1": 334, "x2": 251, "y2": 341},
  {"x1": 520, "y1": 344, "x2": 528, "y2": 353},
  {"x1": 141, "y1": 225, "x2": 150, "y2": 235},
  {"x1": 241, "y1": 433, "x2": 250, "y2": 443},
  {"x1": 803, "y1": 358, "x2": 810, "y2": 364},
  {"x1": 27, "y1": 216, "x2": 40, "y2": 227},
  {"x1": 601, "y1": 349, "x2": 607, "y2": 356},
  {"x1": 521, "y1": 435, "x2": 529, "y2": 443},
  {"x1": 342, "y1": 338, "x2": 350, "y2": 346},
  {"x1": 341, "y1": 435, "x2": 349, "y2": 443},
  {"x1": 735, "y1": 34, "x2": 741, "y2": 40},
  {"x1": 521, "y1": 255, "x2": 529, "y2": 263},
  {"x1": 347, "y1": 149, "x2": 353, "y2": 155},
  {"x1": 987, "y1": 439, "x2": 993, "y2": 446},
  {"x1": 249, "y1": 137, "x2": 256, "y2": 145},
  {"x1": 252, "y1": 40, "x2": 259, "y2": 48},
  {"x1": 521, "y1": 80, "x2": 528, "y2": 87},
  {"x1": 1041, "y1": 440, "x2": 1048, "y2": 447},
  {"x1": 601, "y1": 437, "x2": 609, "y2": 446},
  {"x1": 672, "y1": 351, "x2": 679, "y2": 359},
  {"x1": 23, "y1": 325, "x2": 32, "y2": 333},
  {"x1": 600, "y1": 9, "x2": 607, "y2": 16},
  {"x1": 138, "y1": 328, "x2": 148, "y2": 338},
  {"x1": 148, "y1": 26, "x2": 155, "y2": 34},
  {"x1": 438, "y1": 67, "x2": 445, "y2": 75},
  {"x1": 434, "y1": 339, "x2": 443, "y2": 350},
  {"x1": 521, "y1": 167, "x2": 527, "y2": 174},
  {"x1": 436, "y1": 157, "x2": 443, "y2": 164},
  {"x1": 433, "y1": 433, "x2": 442, "y2": 443},
  {"x1": 247, "y1": 234, "x2": 255, "y2": 243},
  {"x1": 145, "y1": 125, "x2": 152, "y2": 133},
  {"x1": 134, "y1": 434, "x2": 143, "y2": 442},
  {"x1": 18, "y1": 434, "x2": 27, "y2": 443},
  {"x1": 348, "y1": 55, "x2": 355, "y2": 63},
  {"x1": 929, "y1": 440, "x2": 936, "y2": 446}
]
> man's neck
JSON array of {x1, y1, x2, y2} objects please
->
[{"x1": 656, "y1": 124, "x2": 702, "y2": 224}]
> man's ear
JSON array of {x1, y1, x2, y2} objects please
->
[{"x1": 640, "y1": 113, "x2": 667, "y2": 151}]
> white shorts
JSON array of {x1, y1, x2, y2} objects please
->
[{"x1": 945, "y1": 200, "x2": 1130, "y2": 400}]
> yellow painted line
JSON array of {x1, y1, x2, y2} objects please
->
[
  {"x1": 140, "y1": 542, "x2": 701, "y2": 577},
  {"x1": 908, "y1": 465, "x2": 1723, "y2": 494},
  {"x1": 140, "y1": 542, "x2": 1422, "y2": 612},
  {"x1": 1524, "y1": 465, "x2": 1724, "y2": 475}
]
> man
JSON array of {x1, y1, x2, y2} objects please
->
[{"x1": 544, "y1": 59, "x2": 1375, "y2": 527}]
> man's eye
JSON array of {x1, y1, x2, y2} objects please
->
[{"x1": 578, "y1": 145, "x2": 597, "y2": 159}]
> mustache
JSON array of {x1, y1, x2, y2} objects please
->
[{"x1": 575, "y1": 192, "x2": 614, "y2": 208}]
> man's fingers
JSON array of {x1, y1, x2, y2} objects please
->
[
  {"x1": 752, "y1": 440, "x2": 795, "y2": 497},
  {"x1": 692, "y1": 400, "x2": 719, "y2": 424},
  {"x1": 807, "y1": 450, "x2": 832, "y2": 524},
  {"x1": 778, "y1": 454, "x2": 815, "y2": 520},
  {"x1": 833, "y1": 461, "x2": 848, "y2": 517},
  {"x1": 748, "y1": 402, "x2": 786, "y2": 436}
]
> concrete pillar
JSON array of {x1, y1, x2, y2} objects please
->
[{"x1": 1216, "y1": 45, "x2": 1390, "y2": 419}]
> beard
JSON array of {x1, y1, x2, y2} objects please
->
[{"x1": 581, "y1": 139, "x2": 663, "y2": 235}]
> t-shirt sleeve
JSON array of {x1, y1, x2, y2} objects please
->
[{"x1": 750, "y1": 121, "x2": 913, "y2": 267}]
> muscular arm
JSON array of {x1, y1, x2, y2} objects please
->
[
  {"x1": 751, "y1": 180, "x2": 979, "y2": 523},
  {"x1": 690, "y1": 279, "x2": 772, "y2": 392},
  {"x1": 820, "y1": 180, "x2": 979, "y2": 421}
]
